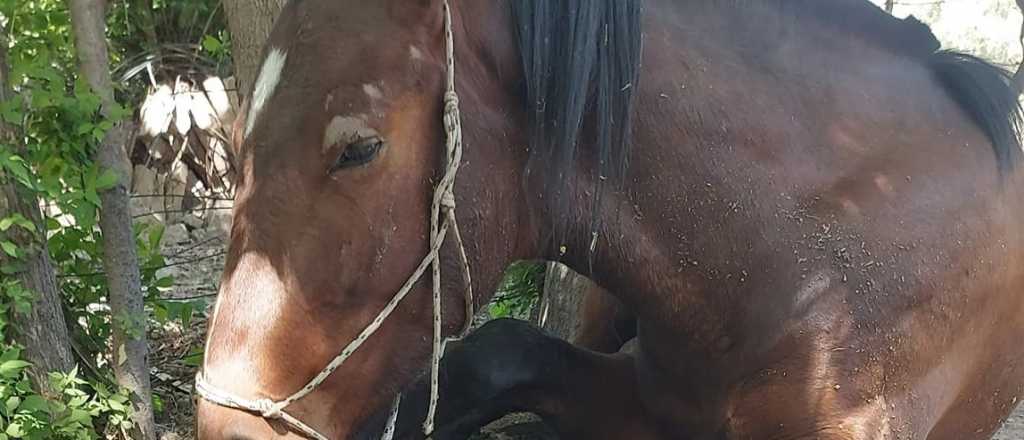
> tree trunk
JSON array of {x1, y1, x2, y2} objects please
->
[
  {"x1": 68, "y1": 1, "x2": 157, "y2": 439},
  {"x1": 0, "y1": 36, "x2": 75, "y2": 389},
  {"x1": 533, "y1": 263, "x2": 635, "y2": 354},
  {"x1": 223, "y1": 0, "x2": 287, "y2": 96},
  {"x1": 533, "y1": 263, "x2": 591, "y2": 341}
]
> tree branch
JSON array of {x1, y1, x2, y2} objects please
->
[{"x1": 69, "y1": 0, "x2": 158, "y2": 438}]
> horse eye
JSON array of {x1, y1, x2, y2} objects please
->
[{"x1": 330, "y1": 136, "x2": 384, "y2": 172}]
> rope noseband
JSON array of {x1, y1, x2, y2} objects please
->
[{"x1": 195, "y1": 2, "x2": 472, "y2": 438}]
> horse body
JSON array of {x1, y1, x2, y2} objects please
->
[
  {"x1": 197, "y1": 1, "x2": 1024, "y2": 439},
  {"x1": 591, "y1": 2, "x2": 1024, "y2": 438}
]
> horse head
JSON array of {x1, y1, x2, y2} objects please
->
[{"x1": 195, "y1": 2, "x2": 533, "y2": 438}]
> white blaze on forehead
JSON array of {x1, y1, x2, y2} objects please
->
[
  {"x1": 323, "y1": 115, "x2": 379, "y2": 152},
  {"x1": 244, "y1": 47, "x2": 289, "y2": 139}
]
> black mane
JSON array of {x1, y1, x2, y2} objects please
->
[
  {"x1": 507, "y1": 0, "x2": 1022, "y2": 249},
  {"x1": 726, "y1": 0, "x2": 941, "y2": 56},
  {"x1": 784, "y1": 0, "x2": 1023, "y2": 171},
  {"x1": 930, "y1": 51, "x2": 1023, "y2": 172},
  {"x1": 730, "y1": 0, "x2": 1022, "y2": 170},
  {"x1": 510, "y1": 0, "x2": 643, "y2": 240}
]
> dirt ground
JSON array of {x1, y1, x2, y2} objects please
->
[{"x1": 155, "y1": 220, "x2": 1024, "y2": 440}]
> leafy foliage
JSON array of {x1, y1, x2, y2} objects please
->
[
  {"x1": 0, "y1": 0, "x2": 225, "y2": 437},
  {"x1": 489, "y1": 262, "x2": 545, "y2": 319},
  {"x1": 0, "y1": 346, "x2": 133, "y2": 439}
]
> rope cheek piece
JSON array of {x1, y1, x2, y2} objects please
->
[{"x1": 195, "y1": 2, "x2": 473, "y2": 438}]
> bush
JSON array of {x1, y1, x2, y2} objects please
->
[
  {"x1": 0, "y1": 0, "x2": 224, "y2": 437},
  {"x1": 0, "y1": 346, "x2": 133, "y2": 440}
]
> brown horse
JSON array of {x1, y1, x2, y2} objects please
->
[{"x1": 196, "y1": 0, "x2": 1024, "y2": 438}]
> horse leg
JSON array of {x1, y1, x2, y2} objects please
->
[
  {"x1": 391, "y1": 319, "x2": 659, "y2": 440},
  {"x1": 573, "y1": 284, "x2": 637, "y2": 353}
]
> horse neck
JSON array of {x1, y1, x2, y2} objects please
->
[
  {"x1": 452, "y1": 1, "x2": 637, "y2": 283},
  {"x1": 450, "y1": 1, "x2": 546, "y2": 295},
  {"x1": 452, "y1": 1, "x2": 653, "y2": 300}
]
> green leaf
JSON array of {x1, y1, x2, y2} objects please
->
[
  {"x1": 5, "y1": 396, "x2": 20, "y2": 414},
  {"x1": 0, "y1": 348, "x2": 20, "y2": 363},
  {"x1": 69, "y1": 408, "x2": 91, "y2": 424},
  {"x1": 83, "y1": 189, "x2": 100, "y2": 207},
  {"x1": 14, "y1": 218, "x2": 34, "y2": 232},
  {"x1": 92, "y1": 382, "x2": 110, "y2": 398},
  {"x1": 107, "y1": 398, "x2": 125, "y2": 412},
  {"x1": 44, "y1": 218, "x2": 60, "y2": 231},
  {"x1": 94, "y1": 169, "x2": 119, "y2": 191},
  {"x1": 0, "y1": 241, "x2": 17, "y2": 257},
  {"x1": 18, "y1": 395, "x2": 48, "y2": 414},
  {"x1": 4, "y1": 420, "x2": 24, "y2": 438},
  {"x1": 13, "y1": 379, "x2": 30, "y2": 394},
  {"x1": 0, "y1": 158, "x2": 31, "y2": 189},
  {"x1": 202, "y1": 35, "x2": 223, "y2": 53},
  {"x1": 110, "y1": 103, "x2": 132, "y2": 121},
  {"x1": 152, "y1": 393, "x2": 164, "y2": 413},
  {"x1": 0, "y1": 215, "x2": 35, "y2": 233},
  {"x1": 180, "y1": 303, "x2": 194, "y2": 328},
  {"x1": 49, "y1": 400, "x2": 66, "y2": 416},
  {"x1": 147, "y1": 223, "x2": 165, "y2": 251},
  {"x1": 182, "y1": 347, "x2": 204, "y2": 367},
  {"x1": 0, "y1": 99, "x2": 23, "y2": 125},
  {"x1": 67, "y1": 395, "x2": 87, "y2": 407},
  {"x1": 75, "y1": 122, "x2": 94, "y2": 135},
  {"x1": 155, "y1": 276, "x2": 173, "y2": 289},
  {"x1": 153, "y1": 304, "x2": 168, "y2": 323},
  {"x1": 0, "y1": 360, "x2": 30, "y2": 378}
]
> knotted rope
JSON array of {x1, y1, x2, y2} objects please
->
[{"x1": 195, "y1": 1, "x2": 471, "y2": 438}]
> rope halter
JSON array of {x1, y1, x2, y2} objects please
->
[{"x1": 195, "y1": 2, "x2": 473, "y2": 438}]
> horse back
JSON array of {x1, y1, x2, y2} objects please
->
[{"x1": 614, "y1": 1, "x2": 1024, "y2": 437}]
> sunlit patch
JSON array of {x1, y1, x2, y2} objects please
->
[
  {"x1": 410, "y1": 45, "x2": 425, "y2": 61},
  {"x1": 363, "y1": 84, "x2": 384, "y2": 101},
  {"x1": 839, "y1": 396, "x2": 893, "y2": 439},
  {"x1": 323, "y1": 115, "x2": 380, "y2": 152},
  {"x1": 245, "y1": 48, "x2": 289, "y2": 139},
  {"x1": 794, "y1": 271, "x2": 832, "y2": 311},
  {"x1": 841, "y1": 199, "x2": 861, "y2": 216},
  {"x1": 827, "y1": 122, "x2": 867, "y2": 154},
  {"x1": 874, "y1": 174, "x2": 894, "y2": 195},
  {"x1": 205, "y1": 252, "x2": 288, "y2": 389}
]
